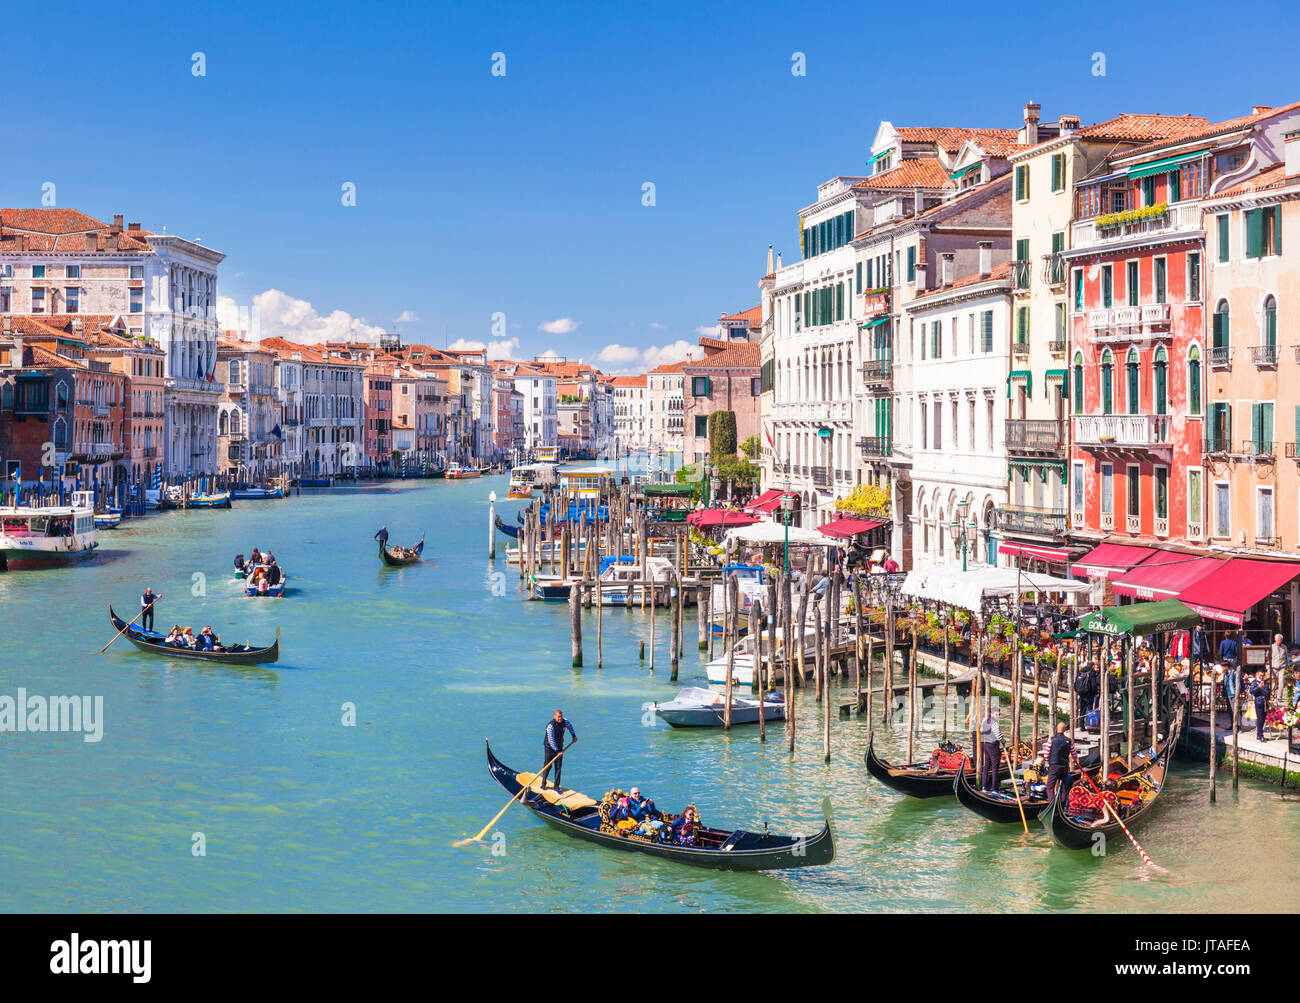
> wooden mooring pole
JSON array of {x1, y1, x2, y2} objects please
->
[{"x1": 569, "y1": 583, "x2": 582, "y2": 668}]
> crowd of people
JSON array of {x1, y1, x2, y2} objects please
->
[
  {"x1": 234, "y1": 548, "x2": 283, "y2": 594},
  {"x1": 160, "y1": 625, "x2": 225, "y2": 652}
]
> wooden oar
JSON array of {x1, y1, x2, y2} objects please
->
[
  {"x1": 1071, "y1": 751, "x2": 1159, "y2": 868},
  {"x1": 1001, "y1": 742, "x2": 1029, "y2": 834},
  {"x1": 101, "y1": 600, "x2": 156, "y2": 654},
  {"x1": 453, "y1": 743, "x2": 572, "y2": 847}
]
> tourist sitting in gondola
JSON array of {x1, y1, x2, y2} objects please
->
[
  {"x1": 668, "y1": 805, "x2": 698, "y2": 846},
  {"x1": 182, "y1": 627, "x2": 199, "y2": 649},
  {"x1": 164, "y1": 626, "x2": 185, "y2": 647},
  {"x1": 627, "y1": 788, "x2": 663, "y2": 833},
  {"x1": 199, "y1": 626, "x2": 224, "y2": 652}
]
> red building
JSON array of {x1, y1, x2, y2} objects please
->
[
  {"x1": 363, "y1": 362, "x2": 395, "y2": 472},
  {"x1": 1065, "y1": 130, "x2": 1214, "y2": 549}
]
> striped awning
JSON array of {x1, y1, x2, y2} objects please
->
[
  {"x1": 951, "y1": 162, "x2": 981, "y2": 180},
  {"x1": 1126, "y1": 150, "x2": 1206, "y2": 180}
]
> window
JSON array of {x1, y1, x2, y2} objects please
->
[
  {"x1": 1015, "y1": 237, "x2": 1029, "y2": 264},
  {"x1": 228, "y1": 360, "x2": 240, "y2": 383},
  {"x1": 1055, "y1": 302, "x2": 1067, "y2": 343},
  {"x1": 920, "y1": 402, "x2": 928, "y2": 450},
  {"x1": 690, "y1": 376, "x2": 710, "y2": 397},
  {"x1": 0, "y1": 287, "x2": 10, "y2": 313},
  {"x1": 1209, "y1": 401, "x2": 1230, "y2": 451},
  {"x1": 32, "y1": 265, "x2": 45, "y2": 279},
  {"x1": 1101, "y1": 464, "x2": 1113, "y2": 515},
  {"x1": 130, "y1": 265, "x2": 144, "y2": 279},
  {"x1": 1188, "y1": 346, "x2": 1201, "y2": 414},
  {"x1": 932, "y1": 399, "x2": 942, "y2": 450},
  {"x1": 1141, "y1": 176, "x2": 1156, "y2": 208},
  {"x1": 980, "y1": 310, "x2": 993, "y2": 353},
  {"x1": 1102, "y1": 265, "x2": 1113, "y2": 307},
  {"x1": 1155, "y1": 467, "x2": 1168, "y2": 520},
  {"x1": 64, "y1": 264, "x2": 81, "y2": 279},
  {"x1": 1214, "y1": 482, "x2": 1230, "y2": 538},
  {"x1": 1188, "y1": 470, "x2": 1202, "y2": 530},
  {"x1": 1216, "y1": 214, "x2": 1230, "y2": 262},
  {"x1": 1264, "y1": 295, "x2": 1277, "y2": 349},
  {"x1": 130, "y1": 287, "x2": 143, "y2": 313},
  {"x1": 1126, "y1": 349, "x2": 1140, "y2": 415},
  {"x1": 1051, "y1": 153, "x2": 1065, "y2": 192},
  {"x1": 1250, "y1": 401, "x2": 1274, "y2": 454},
  {"x1": 1073, "y1": 269, "x2": 1084, "y2": 311},
  {"x1": 1153, "y1": 347, "x2": 1168, "y2": 415},
  {"x1": 855, "y1": 263, "x2": 862, "y2": 295},
  {"x1": 1258, "y1": 487, "x2": 1275, "y2": 542},
  {"x1": 906, "y1": 246, "x2": 916, "y2": 283},
  {"x1": 987, "y1": 399, "x2": 994, "y2": 452},
  {"x1": 1015, "y1": 164, "x2": 1029, "y2": 201},
  {"x1": 65, "y1": 287, "x2": 79, "y2": 313},
  {"x1": 1154, "y1": 258, "x2": 1166, "y2": 304},
  {"x1": 1167, "y1": 169, "x2": 1181, "y2": 204},
  {"x1": 32, "y1": 288, "x2": 45, "y2": 313},
  {"x1": 750, "y1": 377, "x2": 761, "y2": 397},
  {"x1": 1101, "y1": 350, "x2": 1114, "y2": 415},
  {"x1": 1015, "y1": 306, "x2": 1028, "y2": 345},
  {"x1": 1188, "y1": 253, "x2": 1201, "y2": 302},
  {"x1": 1245, "y1": 206, "x2": 1282, "y2": 259},
  {"x1": 694, "y1": 415, "x2": 708, "y2": 438},
  {"x1": 1072, "y1": 462, "x2": 1084, "y2": 512},
  {"x1": 1126, "y1": 465, "x2": 1140, "y2": 518},
  {"x1": 1126, "y1": 261, "x2": 1139, "y2": 306},
  {"x1": 1073, "y1": 353, "x2": 1084, "y2": 413},
  {"x1": 1213, "y1": 300, "x2": 1230, "y2": 349}
]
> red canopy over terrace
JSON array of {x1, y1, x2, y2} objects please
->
[
  {"x1": 1110, "y1": 555, "x2": 1225, "y2": 601},
  {"x1": 745, "y1": 489, "x2": 782, "y2": 512},
  {"x1": 997, "y1": 541, "x2": 1074, "y2": 563},
  {"x1": 686, "y1": 509, "x2": 760, "y2": 529},
  {"x1": 818, "y1": 516, "x2": 886, "y2": 538},
  {"x1": 1175, "y1": 558, "x2": 1300, "y2": 626},
  {"x1": 1069, "y1": 543, "x2": 1161, "y2": 580}
]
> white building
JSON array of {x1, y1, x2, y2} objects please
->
[
  {"x1": 511, "y1": 364, "x2": 557, "y2": 456},
  {"x1": 904, "y1": 256, "x2": 1013, "y2": 568},
  {"x1": 612, "y1": 374, "x2": 649, "y2": 452},
  {"x1": 646, "y1": 362, "x2": 685, "y2": 454}
]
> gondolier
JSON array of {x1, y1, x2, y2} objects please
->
[
  {"x1": 978, "y1": 710, "x2": 1002, "y2": 792},
  {"x1": 374, "y1": 525, "x2": 389, "y2": 546},
  {"x1": 541, "y1": 709, "x2": 576, "y2": 790},
  {"x1": 140, "y1": 587, "x2": 160, "y2": 631},
  {"x1": 1046, "y1": 722, "x2": 1072, "y2": 804}
]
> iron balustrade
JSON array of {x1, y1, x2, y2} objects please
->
[{"x1": 1005, "y1": 419, "x2": 1064, "y2": 452}]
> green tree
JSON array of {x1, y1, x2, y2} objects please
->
[
  {"x1": 741, "y1": 434, "x2": 760, "y2": 460},
  {"x1": 708, "y1": 410, "x2": 737, "y2": 458}
]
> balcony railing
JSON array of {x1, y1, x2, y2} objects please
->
[
  {"x1": 1012, "y1": 339, "x2": 1030, "y2": 357},
  {"x1": 1252, "y1": 345, "x2": 1278, "y2": 367},
  {"x1": 1048, "y1": 339, "x2": 1066, "y2": 354},
  {"x1": 1012, "y1": 260, "x2": 1031, "y2": 289},
  {"x1": 860, "y1": 359, "x2": 892, "y2": 385},
  {"x1": 1005, "y1": 419, "x2": 1065, "y2": 453},
  {"x1": 1073, "y1": 414, "x2": 1170, "y2": 450},
  {"x1": 1204, "y1": 437, "x2": 1230, "y2": 454},
  {"x1": 996, "y1": 505, "x2": 1066, "y2": 538},
  {"x1": 1255, "y1": 536, "x2": 1281, "y2": 549},
  {"x1": 1241, "y1": 439, "x2": 1275, "y2": 459},
  {"x1": 1140, "y1": 303, "x2": 1170, "y2": 324},
  {"x1": 1285, "y1": 442, "x2": 1300, "y2": 461},
  {"x1": 1071, "y1": 203, "x2": 1201, "y2": 250},
  {"x1": 811, "y1": 466, "x2": 831, "y2": 487},
  {"x1": 858, "y1": 289, "x2": 890, "y2": 318},
  {"x1": 1042, "y1": 254, "x2": 1066, "y2": 287},
  {"x1": 858, "y1": 436, "x2": 892, "y2": 458},
  {"x1": 1209, "y1": 346, "x2": 1231, "y2": 368}
]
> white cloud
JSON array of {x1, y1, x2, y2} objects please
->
[
  {"x1": 449, "y1": 336, "x2": 520, "y2": 360},
  {"x1": 648, "y1": 322, "x2": 666, "y2": 330},
  {"x1": 217, "y1": 290, "x2": 389, "y2": 345},
  {"x1": 695, "y1": 324, "x2": 721, "y2": 337},
  {"x1": 539, "y1": 317, "x2": 580, "y2": 335},
  {"x1": 394, "y1": 310, "x2": 420, "y2": 324},
  {"x1": 535, "y1": 349, "x2": 564, "y2": 361},
  {"x1": 595, "y1": 344, "x2": 644, "y2": 366},
  {"x1": 594, "y1": 340, "x2": 702, "y2": 375}
]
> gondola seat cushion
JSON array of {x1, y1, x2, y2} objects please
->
[
  {"x1": 1066, "y1": 787, "x2": 1117, "y2": 815},
  {"x1": 928, "y1": 747, "x2": 966, "y2": 772}
]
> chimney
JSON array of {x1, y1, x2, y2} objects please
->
[
  {"x1": 914, "y1": 260, "x2": 927, "y2": 290},
  {"x1": 766, "y1": 243, "x2": 774, "y2": 274},
  {"x1": 940, "y1": 253, "x2": 955, "y2": 287},
  {"x1": 85, "y1": 233, "x2": 97, "y2": 251},
  {"x1": 1286, "y1": 130, "x2": 1300, "y2": 177},
  {"x1": 1058, "y1": 115, "x2": 1080, "y2": 135},
  {"x1": 128, "y1": 222, "x2": 141, "y2": 231},
  {"x1": 1020, "y1": 102, "x2": 1041, "y2": 145},
  {"x1": 913, "y1": 189, "x2": 923, "y2": 216},
  {"x1": 776, "y1": 251, "x2": 783, "y2": 269},
  {"x1": 111, "y1": 213, "x2": 124, "y2": 233},
  {"x1": 978, "y1": 241, "x2": 992, "y2": 278},
  {"x1": 1253, "y1": 105, "x2": 1273, "y2": 115}
]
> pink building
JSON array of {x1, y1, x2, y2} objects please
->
[{"x1": 680, "y1": 339, "x2": 761, "y2": 468}]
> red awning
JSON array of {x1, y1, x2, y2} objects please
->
[
  {"x1": 751, "y1": 494, "x2": 786, "y2": 513},
  {"x1": 1070, "y1": 543, "x2": 1162, "y2": 580},
  {"x1": 1111, "y1": 555, "x2": 1225, "y2": 600},
  {"x1": 818, "y1": 516, "x2": 885, "y2": 539},
  {"x1": 1174, "y1": 558, "x2": 1300, "y2": 626},
  {"x1": 687, "y1": 509, "x2": 760, "y2": 529},
  {"x1": 745, "y1": 489, "x2": 782, "y2": 512},
  {"x1": 998, "y1": 541, "x2": 1074, "y2": 563}
]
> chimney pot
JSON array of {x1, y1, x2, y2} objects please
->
[
  {"x1": 1253, "y1": 105, "x2": 1273, "y2": 115},
  {"x1": 1286, "y1": 130, "x2": 1300, "y2": 178},
  {"x1": 913, "y1": 189, "x2": 923, "y2": 216},
  {"x1": 914, "y1": 260, "x2": 927, "y2": 290},
  {"x1": 112, "y1": 213, "x2": 124, "y2": 231},
  {"x1": 128, "y1": 221, "x2": 141, "y2": 231},
  {"x1": 978, "y1": 241, "x2": 993, "y2": 277},
  {"x1": 940, "y1": 253, "x2": 955, "y2": 287}
]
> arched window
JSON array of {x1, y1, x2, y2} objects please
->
[
  {"x1": 1213, "y1": 300, "x2": 1230, "y2": 352},
  {"x1": 1153, "y1": 346, "x2": 1168, "y2": 416},
  {"x1": 1264, "y1": 295, "x2": 1277, "y2": 349},
  {"x1": 1072, "y1": 352, "x2": 1085, "y2": 414},
  {"x1": 219, "y1": 411, "x2": 228, "y2": 436},
  {"x1": 1126, "y1": 348, "x2": 1140, "y2": 415},
  {"x1": 230, "y1": 410, "x2": 241, "y2": 435},
  {"x1": 1101, "y1": 350, "x2": 1114, "y2": 415},
  {"x1": 1188, "y1": 346, "x2": 1202, "y2": 415}
]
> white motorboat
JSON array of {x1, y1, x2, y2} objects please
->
[
  {"x1": 652, "y1": 687, "x2": 785, "y2": 728},
  {"x1": 0, "y1": 490, "x2": 98, "y2": 569},
  {"x1": 705, "y1": 626, "x2": 820, "y2": 685}
]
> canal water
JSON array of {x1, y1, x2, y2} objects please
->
[{"x1": 1, "y1": 474, "x2": 1296, "y2": 912}]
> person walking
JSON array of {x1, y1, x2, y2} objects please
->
[
  {"x1": 140, "y1": 587, "x2": 160, "y2": 632},
  {"x1": 1191, "y1": 623, "x2": 1210, "y2": 674},
  {"x1": 1219, "y1": 631, "x2": 1240, "y2": 707},
  {"x1": 978, "y1": 709, "x2": 1003, "y2": 792},
  {"x1": 540, "y1": 709, "x2": 576, "y2": 790},
  {"x1": 1046, "y1": 722, "x2": 1073, "y2": 805},
  {"x1": 1270, "y1": 634, "x2": 1288, "y2": 698},
  {"x1": 1249, "y1": 670, "x2": 1272, "y2": 742}
]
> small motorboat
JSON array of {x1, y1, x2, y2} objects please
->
[
  {"x1": 231, "y1": 485, "x2": 285, "y2": 500},
  {"x1": 446, "y1": 464, "x2": 482, "y2": 479},
  {"x1": 94, "y1": 509, "x2": 122, "y2": 529},
  {"x1": 652, "y1": 687, "x2": 785, "y2": 728},
  {"x1": 704, "y1": 626, "x2": 818, "y2": 685}
]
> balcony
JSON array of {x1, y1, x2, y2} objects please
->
[
  {"x1": 860, "y1": 359, "x2": 892, "y2": 387},
  {"x1": 858, "y1": 289, "x2": 890, "y2": 318},
  {"x1": 858, "y1": 436, "x2": 892, "y2": 458},
  {"x1": 1071, "y1": 203, "x2": 1202, "y2": 251},
  {"x1": 1005, "y1": 419, "x2": 1065, "y2": 454},
  {"x1": 1251, "y1": 345, "x2": 1278, "y2": 368},
  {"x1": 1112, "y1": 305, "x2": 1140, "y2": 326},
  {"x1": 93, "y1": 403, "x2": 110, "y2": 417},
  {"x1": 811, "y1": 466, "x2": 831, "y2": 488},
  {"x1": 1072, "y1": 414, "x2": 1171, "y2": 455},
  {"x1": 1285, "y1": 442, "x2": 1300, "y2": 461},
  {"x1": 142, "y1": 447, "x2": 159, "y2": 459},
  {"x1": 1048, "y1": 340, "x2": 1066, "y2": 354},
  {"x1": 996, "y1": 505, "x2": 1066, "y2": 539},
  {"x1": 1240, "y1": 439, "x2": 1275, "y2": 461},
  {"x1": 1126, "y1": 514, "x2": 1141, "y2": 534},
  {"x1": 1012, "y1": 260, "x2": 1031, "y2": 290},
  {"x1": 1209, "y1": 346, "x2": 1231, "y2": 369},
  {"x1": 1012, "y1": 340, "x2": 1030, "y2": 358},
  {"x1": 1256, "y1": 536, "x2": 1281, "y2": 549},
  {"x1": 1154, "y1": 517, "x2": 1169, "y2": 537},
  {"x1": 1140, "y1": 303, "x2": 1170, "y2": 325},
  {"x1": 1042, "y1": 254, "x2": 1067, "y2": 287}
]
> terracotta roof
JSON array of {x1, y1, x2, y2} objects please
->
[
  {"x1": 1122, "y1": 101, "x2": 1300, "y2": 158},
  {"x1": 648, "y1": 360, "x2": 690, "y2": 374},
  {"x1": 0, "y1": 209, "x2": 153, "y2": 252},
  {"x1": 720, "y1": 305, "x2": 762, "y2": 326},
  {"x1": 611, "y1": 374, "x2": 647, "y2": 386},
  {"x1": 680, "y1": 341, "x2": 760, "y2": 370},
  {"x1": 913, "y1": 260, "x2": 1014, "y2": 299},
  {"x1": 913, "y1": 173, "x2": 1011, "y2": 222},
  {"x1": 0, "y1": 208, "x2": 109, "y2": 235},
  {"x1": 1075, "y1": 113, "x2": 1211, "y2": 142},
  {"x1": 1215, "y1": 163, "x2": 1289, "y2": 197},
  {"x1": 853, "y1": 158, "x2": 954, "y2": 190},
  {"x1": 894, "y1": 127, "x2": 1018, "y2": 154}
]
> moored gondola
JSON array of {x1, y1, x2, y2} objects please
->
[
  {"x1": 493, "y1": 513, "x2": 520, "y2": 539},
  {"x1": 484, "y1": 742, "x2": 834, "y2": 870},
  {"x1": 379, "y1": 535, "x2": 425, "y2": 567},
  {"x1": 108, "y1": 606, "x2": 280, "y2": 665},
  {"x1": 953, "y1": 744, "x2": 1134, "y2": 825},
  {"x1": 1041, "y1": 718, "x2": 1180, "y2": 850},
  {"x1": 865, "y1": 731, "x2": 1002, "y2": 799}
]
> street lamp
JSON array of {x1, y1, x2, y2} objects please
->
[
  {"x1": 710, "y1": 465, "x2": 721, "y2": 509},
  {"x1": 948, "y1": 497, "x2": 978, "y2": 572},
  {"x1": 780, "y1": 483, "x2": 795, "y2": 574}
]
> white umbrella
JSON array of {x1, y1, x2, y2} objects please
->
[{"x1": 723, "y1": 522, "x2": 836, "y2": 548}]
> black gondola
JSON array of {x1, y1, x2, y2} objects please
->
[
  {"x1": 953, "y1": 747, "x2": 1107, "y2": 824},
  {"x1": 864, "y1": 731, "x2": 1003, "y2": 799},
  {"x1": 493, "y1": 514, "x2": 520, "y2": 539},
  {"x1": 484, "y1": 742, "x2": 834, "y2": 871},
  {"x1": 379, "y1": 535, "x2": 425, "y2": 567},
  {"x1": 108, "y1": 606, "x2": 280, "y2": 665},
  {"x1": 1041, "y1": 717, "x2": 1180, "y2": 850}
]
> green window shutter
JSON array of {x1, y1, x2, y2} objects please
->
[
  {"x1": 1016, "y1": 238, "x2": 1029, "y2": 262},
  {"x1": 1102, "y1": 268, "x2": 1112, "y2": 307},
  {"x1": 1052, "y1": 230, "x2": 1064, "y2": 254},
  {"x1": 1155, "y1": 363, "x2": 1167, "y2": 415},
  {"x1": 836, "y1": 283, "x2": 844, "y2": 321},
  {"x1": 1189, "y1": 359, "x2": 1200, "y2": 414},
  {"x1": 1074, "y1": 270, "x2": 1084, "y2": 309},
  {"x1": 1168, "y1": 170, "x2": 1181, "y2": 203},
  {"x1": 1251, "y1": 403, "x2": 1262, "y2": 452},
  {"x1": 1051, "y1": 155, "x2": 1060, "y2": 192},
  {"x1": 1263, "y1": 402, "x2": 1274, "y2": 450},
  {"x1": 906, "y1": 246, "x2": 916, "y2": 282},
  {"x1": 982, "y1": 310, "x2": 993, "y2": 353},
  {"x1": 1127, "y1": 261, "x2": 1139, "y2": 306},
  {"x1": 1217, "y1": 215, "x2": 1229, "y2": 262},
  {"x1": 1073, "y1": 365, "x2": 1084, "y2": 413},
  {"x1": 865, "y1": 260, "x2": 873, "y2": 288},
  {"x1": 1102, "y1": 366, "x2": 1112, "y2": 414},
  {"x1": 1127, "y1": 362, "x2": 1139, "y2": 414},
  {"x1": 855, "y1": 263, "x2": 862, "y2": 294},
  {"x1": 1294, "y1": 405, "x2": 1300, "y2": 452},
  {"x1": 1246, "y1": 209, "x2": 1263, "y2": 259},
  {"x1": 1272, "y1": 206, "x2": 1283, "y2": 255}
]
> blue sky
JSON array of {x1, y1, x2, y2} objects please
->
[{"x1": 4, "y1": 0, "x2": 1296, "y2": 370}]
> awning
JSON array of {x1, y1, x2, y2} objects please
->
[
  {"x1": 819, "y1": 516, "x2": 886, "y2": 538},
  {"x1": 1070, "y1": 543, "x2": 1162, "y2": 580},
  {"x1": 998, "y1": 541, "x2": 1073, "y2": 563},
  {"x1": 644, "y1": 483, "x2": 695, "y2": 497},
  {"x1": 1175, "y1": 558, "x2": 1300, "y2": 626},
  {"x1": 900, "y1": 564, "x2": 1091, "y2": 613},
  {"x1": 724, "y1": 522, "x2": 835, "y2": 547},
  {"x1": 868, "y1": 148, "x2": 890, "y2": 165},
  {"x1": 1080, "y1": 599, "x2": 1200, "y2": 637},
  {"x1": 1043, "y1": 368, "x2": 1068, "y2": 396},
  {"x1": 1006, "y1": 370, "x2": 1032, "y2": 398},
  {"x1": 687, "y1": 509, "x2": 759, "y2": 529},
  {"x1": 1111, "y1": 555, "x2": 1224, "y2": 601},
  {"x1": 951, "y1": 162, "x2": 981, "y2": 180},
  {"x1": 1126, "y1": 150, "x2": 1206, "y2": 180},
  {"x1": 862, "y1": 316, "x2": 890, "y2": 329},
  {"x1": 750, "y1": 493, "x2": 786, "y2": 513},
  {"x1": 745, "y1": 489, "x2": 782, "y2": 511}
]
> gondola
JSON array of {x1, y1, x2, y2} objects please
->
[
  {"x1": 1041, "y1": 717, "x2": 1181, "y2": 850},
  {"x1": 864, "y1": 731, "x2": 1002, "y2": 799},
  {"x1": 108, "y1": 606, "x2": 280, "y2": 665},
  {"x1": 493, "y1": 513, "x2": 520, "y2": 539},
  {"x1": 953, "y1": 746, "x2": 1107, "y2": 824},
  {"x1": 379, "y1": 535, "x2": 425, "y2": 567},
  {"x1": 485, "y1": 742, "x2": 834, "y2": 871}
]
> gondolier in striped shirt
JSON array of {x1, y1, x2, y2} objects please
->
[
  {"x1": 140, "y1": 587, "x2": 160, "y2": 632},
  {"x1": 540, "y1": 709, "x2": 576, "y2": 790},
  {"x1": 978, "y1": 709, "x2": 1002, "y2": 792}
]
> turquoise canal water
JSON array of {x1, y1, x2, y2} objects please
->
[{"x1": 1, "y1": 474, "x2": 1298, "y2": 912}]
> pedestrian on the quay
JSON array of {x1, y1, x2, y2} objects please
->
[
  {"x1": 1192, "y1": 623, "x2": 1210, "y2": 674},
  {"x1": 1270, "y1": 634, "x2": 1288, "y2": 696},
  {"x1": 1219, "y1": 631, "x2": 1240, "y2": 706},
  {"x1": 140, "y1": 587, "x2": 160, "y2": 631},
  {"x1": 540, "y1": 709, "x2": 576, "y2": 790},
  {"x1": 374, "y1": 526, "x2": 389, "y2": 547},
  {"x1": 1250, "y1": 670, "x2": 1272, "y2": 742},
  {"x1": 978, "y1": 709, "x2": 1002, "y2": 792}
]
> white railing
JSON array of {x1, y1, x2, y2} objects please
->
[
  {"x1": 1188, "y1": 523, "x2": 1203, "y2": 541},
  {"x1": 1072, "y1": 509, "x2": 1084, "y2": 528},
  {"x1": 1071, "y1": 202, "x2": 1202, "y2": 250},
  {"x1": 1141, "y1": 303, "x2": 1170, "y2": 324},
  {"x1": 1073, "y1": 414, "x2": 1171, "y2": 448},
  {"x1": 1154, "y1": 517, "x2": 1169, "y2": 537},
  {"x1": 1113, "y1": 306, "x2": 1140, "y2": 326},
  {"x1": 1101, "y1": 511, "x2": 1115, "y2": 530},
  {"x1": 1089, "y1": 310, "x2": 1110, "y2": 329},
  {"x1": 1126, "y1": 514, "x2": 1141, "y2": 533}
]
